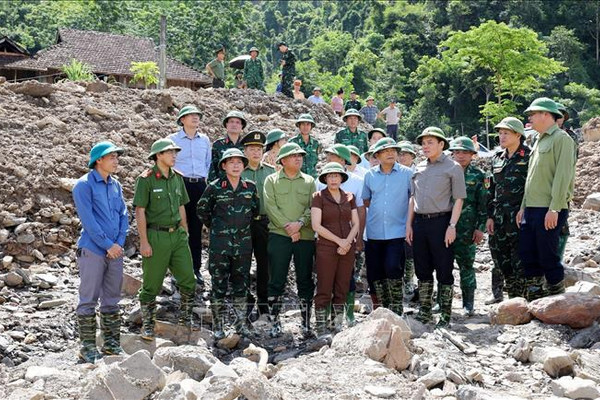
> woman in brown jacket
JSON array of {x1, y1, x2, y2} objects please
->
[{"x1": 311, "y1": 162, "x2": 360, "y2": 336}]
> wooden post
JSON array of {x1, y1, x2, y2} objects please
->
[{"x1": 159, "y1": 15, "x2": 167, "y2": 89}]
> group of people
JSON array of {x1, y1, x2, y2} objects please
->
[{"x1": 72, "y1": 95, "x2": 576, "y2": 364}]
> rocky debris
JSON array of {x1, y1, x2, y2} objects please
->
[
  {"x1": 6, "y1": 81, "x2": 55, "y2": 97},
  {"x1": 566, "y1": 280, "x2": 600, "y2": 295},
  {"x1": 550, "y1": 376, "x2": 600, "y2": 399},
  {"x1": 583, "y1": 192, "x2": 600, "y2": 211},
  {"x1": 528, "y1": 292, "x2": 600, "y2": 328},
  {"x1": 574, "y1": 141, "x2": 600, "y2": 205},
  {"x1": 543, "y1": 348, "x2": 575, "y2": 378},
  {"x1": 583, "y1": 116, "x2": 600, "y2": 142},
  {"x1": 153, "y1": 345, "x2": 218, "y2": 381},
  {"x1": 121, "y1": 273, "x2": 142, "y2": 296},
  {"x1": 489, "y1": 297, "x2": 532, "y2": 325}
]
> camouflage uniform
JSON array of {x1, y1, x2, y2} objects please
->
[
  {"x1": 289, "y1": 134, "x2": 321, "y2": 178},
  {"x1": 208, "y1": 136, "x2": 244, "y2": 182},
  {"x1": 243, "y1": 58, "x2": 264, "y2": 90},
  {"x1": 280, "y1": 50, "x2": 296, "y2": 98},
  {"x1": 197, "y1": 176, "x2": 259, "y2": 335},
  {"x1": 488, "y1": 144, "x2": 530, "y2": 298},
  {"x1": 454, "y1": 163, "x2": 488, "y2": 312},
  {"x1": 334, "y1": 127, "x2": 368, "y2": 154}
]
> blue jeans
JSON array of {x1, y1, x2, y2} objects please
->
[{"x1": 518, "y1": 207, "x2": 568, "y2": 284}]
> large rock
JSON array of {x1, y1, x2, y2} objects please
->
[
  {"x1": 417, "y1": 367, "x2": 446, "y2": 389},
  {"x1": 154, "y1": 321, "x2": 213, "y2": 346},
  {"x1": 331, "y1": 308, "x2": 412, "y2": 370},
  {"x1": 8, "y1": 80, "x2": 55, "y2": 97},
  {"x1": 529, "y1": 293, "x2": 600, "y2": 328},
  {"x1": 6, "y1": 388, "x2": 45, "y2": 400},
  {"x1": 550, "y1": 376, "x2": 600, "y2": 399},
  {"x1": 489, "y1": 297, "x2": 532, "y2": 325},
  {"x1": 582, "y1": 193, "x2": 600, "y2": 211},
  {"x1": 153, "y1": 345, "x2": 218, "y2": 381},
  {"x1": 122, "y1": 273, "x2": 142, "y2": 296},
  {"x1": 583, "y1": 117, "x2": 600, "y2": 142},
  {"x1": 566, "y1": 280, "x2": 600, "y2": 295},
  {"x1": 543, "y1": 348, "x2": 575, "y2": 378},
  {"x1": 118, "y1": 333, "x2": 174, "y2": 357},
  {"x1": 573, "y1": 350, "x2": 600, "y2": 383},
  {"x1": 237, "y1": 371, "x2": 284, "y2": 400}
]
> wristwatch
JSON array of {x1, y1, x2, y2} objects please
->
[
  {"x1": 549, "y1": 210, "x2": 559, "y2": 214},
  {"x1": 449, "y1": 222, "x2": 456, "y2": 228}
]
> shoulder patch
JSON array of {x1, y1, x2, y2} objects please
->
[
  {"x1": 221, "y1": 180, "x2": 227, "y2": 188},
  {"x1": 484, "y1": 177, "x2": 491, "y2": 189},
  {"x1": 242, "y1": 181, "x2": 248, "y2": 189},
  {"x1": 140, "y1": 168, "x2": 154, "y2": 178}
]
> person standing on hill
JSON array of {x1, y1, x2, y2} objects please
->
[
  {"x1": 206, "y1": 46, "x2": 226, "y2": 89},
  {"x1": 378, "y1": 99, "x2": 402, "y2": 141},
  {"x1": 244, "y1": 46, "x2": 264, "y2": 91},
  {"x1": 345, "y1": 91, "x2": 362, "y2": 111},
  {"x1": 278, "y1": 42, "x2": 296, "y2": 98}
]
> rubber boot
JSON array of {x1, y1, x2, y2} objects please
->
[
  {"x1": 387, "y1": 279, "x2": 404, "y2": 316},
  {"x1": 415, "y1": 281, "x2": 434, "y2": 324},
  {"x1": 100, "y1": 311, "x2": 123, "y2": 355},
  {"x1": 525, "y1": 276, "x2": 547, "y2": 301},
  {"x1": 178, "y1": 290, "x2": 195, "y2": 327},
  {"x1": 332, "y1": 304, "x2": 344, "y2": 333},
  {"x1": 233, "y1": 297, "x2": 253, "y2": 337},
  {"x1": 436, "y1": 284, "x2": 453, "y2": 329},
  {"x1": 461, "y1": 288, "x2": 475, "y2": 317},
  {"x1": 485, "y1": 268, "x2": 505, "y2": 305},
  {"x1": 300, "y1": 299, "x2": 313, "y2": 338},
  {"x1": 211, "y1": 298, "x2": 226, "y2": 340},
  {"x1": 315, "y1": 307, "x2": 329, "y2": 336},
  {"x1": 345, "y1": 291, "x2": 356, "y2": 326},
  {"x1": 140, "y1": 301, "x2": 157, "y2": 342},
  {"x1": 403, "y1": 258, "x2": 415, "y2": 301},
  {"x1": 547, "y1": 280, "x2": 565, "y2": 296},
  {"x1": 268, "y1": 296, "x2": 282, "y2": 338},
  {"x1": 432, "y1": 282, "x2": 442, "y2": 313},
  {"x1": 373, "y1": 280, "x2": 391, "y2": 309},
  {"x1": 370, "y1": 293, "x2": 380, "y2": 311},
  {"x1": 77, "y1": 314, "x2": 101, "y2": 363}
]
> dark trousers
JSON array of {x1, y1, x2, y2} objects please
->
[
  {"x1": 519, "y1": 207, "x2": 568, "y2": 285},
  {"x1": 314, "y1": 243, "x2": 355, "y2": 309},
  {"x1": 249, "y1": 218, "x2": 270, "y2": 310},
  {"x1": 212, "y1": 78, "x2": 225, "y2": 88},
  {"x1": 413, "y1": 214, "x2": 454, "y2": 285},
  {"x1": 365, "y1": 238, "x2": 406, "y2": 282},
  {"x1": 183, "y1": 179, "x2": 206, "y2": 279},
  {"x1": 386, "y1": 124, "x2": 398, "y2": 141},
  {"x1": 267, "y1": 233, "x2": 315, "y2": 304}
]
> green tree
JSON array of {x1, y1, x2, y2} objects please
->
[
  {"x1": 562, "y1": 82, "x2": 600, "y2": 126},
  {"x1": 310, "y1": 31, "x2": 353, "y2": 75},
  {"x1": 130, "y1": 61, "x2": 159, "y2": 88}
]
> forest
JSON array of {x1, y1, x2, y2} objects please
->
[{"x1": 2, "y1": 0, "x2": 600, "y2": 141}]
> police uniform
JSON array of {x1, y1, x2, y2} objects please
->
[
  {"x1": 197, "y1": 148, "x2": 259, "y2": 337},
  {"x1": 240, "y1": 132, "x2": 275, "y2": 316}
]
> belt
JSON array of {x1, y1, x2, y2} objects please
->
[
  {"x1": 183, "y1": 177, "x2": 205, "y2": 184},
  {"x1": 148, "y1": 224, "x2": 178, "y2": 233},
  {"x1": 253, "y1": 215, "x2": 268, "y2": 221},
  {"x1": 415, "y1": 211, "x2": 451, "y2": 220}
]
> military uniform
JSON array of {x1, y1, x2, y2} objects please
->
[
  {"x1": 488, "y1": 144, "x2": 530, "y2": 298},
  {"x1": 334, "y1": 127, "x2": 368, "y2": 154},
  {"x1": 454, "y1": 163, "x2": 488, "y2": 312},
  {"x1": 345, "y1": 99, "x2": 362, "y2": 111},
  {"x1": 209, "y1": 136, "x2": 244, "y2": 181},
  {"x1": 289, "y1": 134, "x2": 321, "y2": 178},
  {"x1": 244, "y1": 57, "x2": 264, "y2": 90},
  {"x1": 280, "y1": 48, "x2": 296, "y2": 98}
]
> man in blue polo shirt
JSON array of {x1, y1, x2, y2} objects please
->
[
  {"x1": 362, "y1": 137, "x2": 413, "y2": 316},
  {"x1": 72, "y1": 141, "x2": 128, "y2": 363}
]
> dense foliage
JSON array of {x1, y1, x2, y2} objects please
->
[{"x1": 2, "y1": 0, "x2": 600, "y2": 141}]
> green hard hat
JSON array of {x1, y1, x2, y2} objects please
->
[
  {"x1": 295, "y1": 113, "x2": 315, "y2": 127},
  {"x1": 494, "y1": 117, "x2": 525, "y2": 135},
  {"x1": 346, "y1": 145, "x2": 362, "y2": 159},
  {"x1": 88, "y1": 141, "x2": 124, "y2": 168},
  {"x1": 449, "y1": 136, "x2": 477, "y2": 153},
  {"x1": 265, "y1": 129, "x2": 287, "y2": 146},
  {"x1": 176, "y1": 105, "x2": 202, "y2": 126},
  {"x1": 397, "y1": 141, "x2": 416, "y2": 156},
  {"x1": 368, "y1": 128, "x2": 387, "y2": 140},
  {"x1": 318, "y1": 162, "x2": 349, "y2": 184},
  {"x1": 249, "y1": 46, "x2": 259, "y2": 54},
  {"x1": 148, "y1": 138, "x2": 181, "y2": 160},
  {"x1": 342, "y1": 108, "x2": 362, "y2": 122},
  {"x1": 524, "y1": 97, "x2": 563, "y2": 118},
  {"x1": 366, "y1": 96, "x2": 375, "y2": 101},
  {"x1": 363, "y1": 143, "x2": 378, "y2": 159},
  {"x1": 219, "y1": 148, "x2": 248, "y2": 169},
  {"x1": 416, "y1": 126, "x2": 449, "y2": 150},
  {"x1": 222, "y1": 110, "x2": 247, "y2": 129},
  {"x1": 371, "y1": 137, "x2": 401, "y2": 156},
  {"x1": 276, "y1": 142, "x2": 306, "y2": 164},
  {"x1": 324, "y1": 143, "x2": 352, "y2": 165},
  {"x1": 555, "y1": 101, "x2": 570, "y2": 120}
]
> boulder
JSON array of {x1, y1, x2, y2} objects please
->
[
  {"x1": 566, "y1": 280, "x2": 600, "y2": 295},
  {"x1": 550, "y1": 376, "x2": 600, "y2": 399},
  {"x1": 528, "y1": 292, "x2": 600, "y2": 328},
  {"x1": 490, "y1": 297, "x2": 532, "y2": 325},
  {"x1": 153, "y1": 345, "x2": 218, "y2": 381},
  {"x1": 583, "y1": 118, "x2": 600, "y2": 142},
  {"x1": 543, "y1": 348, "x2": 575, "y2": 378},
  {"x1": 383, "y1": 326, "x2": 412, "y2": 370},
  {"x1": 510, "y1": 338, "x2": 531, "y2": 362},
  {"x1": 122, "y1": 273, "x2": 142, "y2": 296},
  {"x1": 6, "y1": 388, "x2": 45, "y2": 400},
  {"x1": 24, "y1": 366, "x2": 64, "y2": 381},
  {"x1": 86, "y1": 81, "x2": 109, "y2": 93},
  {"x1": 582, "y1": 193, "x2": 600, "y2": 211},
  {"x1": 417, "y1": 367, "x2": 446, "y2": 389},
  {"x1": 8, "y1": 81, "x2": 55, "y2": 97},
  {"x1": 205, "y1": 360, "x2": 239, "y2": 379},
  {"x1": 197, "y1": 376, "x2": 240, "y2": 400},
  {"x1": 568, "y1": 323, "x2": 600, "y2": 348},
  {"x1": 237, "y1": 371, "x2": 284, "y2": 400},
  {"x1": 4, "y1": 271, "x2": 24, "y2": 287},
  {"x1": 119, "y1": 333, "x2": 175, "y2": 357},
  {"x1": 573, "y1": 350, "x2": 600, "y2": 383},
  {"x1": 154, "y1": 321, "x2": 213, "y2": 346}
]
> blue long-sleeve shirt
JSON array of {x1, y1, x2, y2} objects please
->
[
  {"x1": 72, "y1": 169, "x2": 129, "y2": 256},
  {"x1": 168, "y1": 129, "x2": 212, "y2": 178}
]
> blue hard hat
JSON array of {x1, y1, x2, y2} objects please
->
[{"x1": 88, "y1": 141, "x2": 124, "y2": 168}]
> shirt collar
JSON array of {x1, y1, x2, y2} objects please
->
[
  {"x1": 375, "y1": 162, "x2": 400, "y2": 174},
  {"x1": 278, "y1": 168, "x2": 302, "y2": 180},
  {"x1": 543, "y1": 124, "x2": 560, "y2": 136},
  {"x1": 322, "y1": 187, "x2": 348, "y2": 204},
  {"x1": 91, "y1": 169, "x2": 112, "y2": 183},
  {"x1": 152, "y1": 164, "x2": 174, "y2": 180},
  {"x1": 427, "y1": 152, "x2": 447, "y2": 164},
  {"x1": 178, "y1": 129, "x2": 200, "y2": 139}
]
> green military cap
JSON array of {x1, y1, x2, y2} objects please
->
[
  {"x1": 324, "y1": 143, "x2": 352, "y2": 165},
  {"x1": 494, "y1": 117, "x2": 525, "y2": 135},
  {"x1": 241, "y1": 130, "x2": 266, "y2": 147},
  {"x1": 555, "y1": 102, "x2": 570, "y2": 121},
  {"x1": 366, "y1": 96, "x2": 375, "y2": 101},
  {"x1": 416, "y1": 126, "x2": 449, "y2": 150},
  {"x1": 342, "y1": 108, "x2": 362, "y2": 122},
  {"x1": 363, "y1": 143, "x2": 378, "y2": 160},
  {"x1": 176, "y1": 105, "x2": 202, "y2": 126},
  {"x1": 265, "y1": 129, "x2": 287, "y2": 146},
  {"x1": 249, "y1": 46, "x2": 259, "y2": 54},
  {"x1": 295, "y1": 113, "x2": 316, "y2": 127},
  {"x1": 88, "y1": 141, "x2": 124, "y2": 168},
  {"x1": 368, "y1": 128, "x2": 387, "y2": 140},
  {"x1": 277, "y1": 41, "x2": 287, "y2": 47},
  {"x1": 346, "y1": 145, "x2": 362, "y2": 159},
  {"x1": 222, "y1": 110, "x2": 247, "y2": 129},
  {"x1": 219, "y1": 148, "x2": 248, "y2": 169},
  {"x1": 524, "y1": 97, "x2": 563, "y2": 118},
  {"x1": 448, "y1": 136, "x2": 477, "y2": 153},
  {"x1": 371, "y1": 137, "x2": 401, "y2": 156},
  {"x1": 397, "y1": 141, "x2": 416, "y2": 156},
  {"x1": 318, "y1": 162, "x2": 349, "y2": 184},
  {"x1": 276, "y1": 142, "x2": 306, "y2": 164},
  {"x1": 215, "y1": 45, "x2": 225, "y2": 55},
  {"x1": 148, "y1": 138, "x2": 181, "y2": 160}
]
